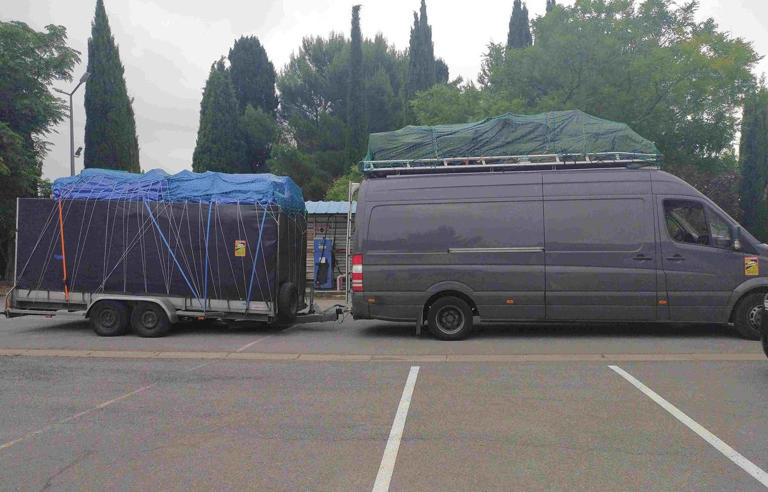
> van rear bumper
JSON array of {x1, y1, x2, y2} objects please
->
[{"x1": 351, "y1": 292, "x2": 420, "y2": 322}]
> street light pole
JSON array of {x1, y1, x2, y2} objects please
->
[{"x1": 54, "y1": 71, "x2": 90, "y2": 176}]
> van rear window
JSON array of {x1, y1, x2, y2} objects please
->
[{"x1": 366, "y1": 201, "x2": 543, "y2": 252}]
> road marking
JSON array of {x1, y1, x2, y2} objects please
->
[
  {"x1": 234, "y1": 336, "x2": 272, "y2": 352},
  {"x1": 0, "y1": 360, "x2": 212, "y2": 452},
  {"x1": 0, "y1": 349, "x2": 764, "y2": 362},
  {"x1": 372, "y1": 365, "x2": 420, "y2": 492},
  {"x1": 609, "y1": 365, "x2": 768, "y2": 487}
]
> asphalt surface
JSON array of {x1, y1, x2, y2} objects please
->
[{"x1": 0, "y1": 311, "x2": 767, "y2": 491}]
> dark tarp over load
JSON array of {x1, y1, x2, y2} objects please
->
[{"x1": 362, "y1": 110, "x2": 661, "y2": 162}]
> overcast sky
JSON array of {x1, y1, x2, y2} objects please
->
[{"x1": 5, "y1": 0, "x2": 768, "y2": 181}]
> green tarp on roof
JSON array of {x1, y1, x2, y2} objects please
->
[{"x1": 363, "y1": 110, "x2": 660, "y2": 161}]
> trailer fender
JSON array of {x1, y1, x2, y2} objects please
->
[{"x1": 87, "y1": 295, "x2": 179, "y2": 324}]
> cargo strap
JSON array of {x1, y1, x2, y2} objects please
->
[
  {"x1": 245, "y1": 205, "x2": 269, "y2": 313},
  {"x1": 203, "y1": 201, "x2": 213, "y2": 314},
  {"x1": 143, "y1": 200, "x2": 202, "y2": 307},
  {"x1": 56, "y1": 199, "x2": 70, "y2": 301}
]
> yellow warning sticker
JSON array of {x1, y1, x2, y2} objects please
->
[
  {"x1": 744, "y1": 256, "x2": 759, "y2": 276},
  {"x1": 234, "y1": 240, "x2": 246, "y2": 257}
]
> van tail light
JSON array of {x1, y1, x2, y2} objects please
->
[{"x1": 351, "y1": 254, "x2": 363, "y2": 292}]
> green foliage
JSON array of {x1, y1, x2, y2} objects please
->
[
  {"x1": 546, "y1": 0, "x2": 557, "y2": 13},
  {"x1": 84, "y1": 0, "x2": 140, "y2": 171},
  {"x1": 347, "y1": 5, "x2": 366, "y2": 162},
  {"x1": 239, "y1": 104, "x2": 278, "y2": 172},
  {"x1": 325, "y1": 165, "x2": 363, "y2": 201},
  {"x1": 192, "y1": 59, "x2": 247, "y2": 173},
  {"x1": 228, "y1": 36, "x2": 278, "y2": 116},
  {"x1": 277, "y1": 32, "x2": 406, "y2": 196},
  {"x1": 266, "y1": 145, "x2": 327, "y2": 200},
  {"x1": 406, "y1": 0, "x2": 436, "y2": 102},
  {"x1": 484, "y1": 0, "x2": 758, "y2": 173},
  {"x1": 507, "y1": 0, "x2": 532, "y2": 50},
  {"x1": 738, "y1": 89, "x2": 768, "y2": 240},
  {"x1": 0, "y1": 20, "x2": 79, "y2": 278}
]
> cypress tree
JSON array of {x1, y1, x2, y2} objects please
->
[
  {"x1": 192, "y1": 59, "x2": 247, "y2": 173},
  {"x1": 228, "y1": 36, "x2": 278, "y2": 117},
  {"x1": 546, "y1": 0, "x2": 557, "y2": 13},
  {"x1": 84, "y1": 0, "x2": 140, "y2": 171},
  {"x1": 347, "y1": 5, "x2": 366, "y2": 161},
  {"x1": 406, "y1": 0, "x2": 436, "y2": 104},
  {"x1": 507, "y1": 0, "x2": 532, "y2": 50},
  {"x1": 739, "y1": 89, "x2": 768, "y2": 240}
]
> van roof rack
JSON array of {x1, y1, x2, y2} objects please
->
[{"x1": 359, "y1": 152, "x2": 662, "y2": 177}]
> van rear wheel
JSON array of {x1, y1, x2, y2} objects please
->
[
  {"x1": 733, "y1": 292, "x2": 763, "y2": 340},
  {"x1": 427, "y1": 296, "x2": 473, "y2": 340}
]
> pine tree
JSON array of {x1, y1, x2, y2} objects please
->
[
  {"x1": 228, "y1": 36, "x2": 278, "y2": 116},
  {"x1": 84, "y1": 0, "x2": 140, "y2": 171},
  {"x1": 546, "y1": 0, "x2": 557, "y2": 13},
  {"x1": 347, "y1": 5, "x2": 366, "y2": 161},
  {"x1": 192, "y1": 59, "x2": 247, "y2": 173},
  {"x1": 407, "y1": 0, "x2": 436, "y2": 101},
  {"x1": 739, "y1": 89, "x2": 768, "y2": 240},
  {"x1": 507, "y1": 0, "x2": 532, "y2": 50}
]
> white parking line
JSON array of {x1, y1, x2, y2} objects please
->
[
  {"x1": 372, "y1": 365, "x2": 420, "y2": 492},
  {"x1": 609, "y1": 365, "x2": 768, "y2": 487}
]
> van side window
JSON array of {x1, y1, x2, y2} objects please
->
[{"x1": 663, "y1": 200, "x2": 730, "y2": 249}]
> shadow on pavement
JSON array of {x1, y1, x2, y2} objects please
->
[{"x1": 357, "y1": 321, "x2": 739, "y2": 340}]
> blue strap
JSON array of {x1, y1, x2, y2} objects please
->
[
  {"x1": 143, "y1": 201, "x2": 202, "y2": 307},
  {"x1": 245, "y1": 205, "x2": 269, "y2": 311},
  {"x1": 203, "y1": 201, "x2": 213, "y2": 312}
]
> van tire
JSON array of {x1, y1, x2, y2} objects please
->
[
  {"x1": 427, "y1": 296, "x2": 473, "y2": 340},
  {"x1": 733, "y1": 292, "x2": 763, "y2": 340},
  {"x1": 131, "y1": 302, "x2": 171, "y2": 338},
  {"x1": 90, "y1": 300, "x2": 130, "y2": 337},
  {"x1": 277, "y1": 282, "x2": 298, "y2": 325}
]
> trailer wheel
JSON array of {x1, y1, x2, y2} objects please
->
[
  {"x1": 90, "y1": 301, "x2": 130, "y2": 337},
  {"x1": 131, "y1": 302, "x2": 171, "y2": 338},
  {"x1": 733, "y1": 292, "x2": 763, "y2": 340},
  {"x1": 277, "y1": 282, "x2": 298, "y2": 324},
  {"x1": 427, "y1": 296, "x2": 473, "y2": 340}
]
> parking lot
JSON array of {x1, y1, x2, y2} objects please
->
[{"x1": 1, "y1": 312, "x2": 767, "y2": 491}]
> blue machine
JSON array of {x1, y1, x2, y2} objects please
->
[{"x1": 313, "y1": 238, "x2": 334, "y2": 289}]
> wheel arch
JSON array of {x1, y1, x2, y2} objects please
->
[
  {"x1": 727, "y1": 280, "x2": 768, "y2": 323},
  {"x1": 421, "y1": 283, "x2": 479, "y2": 322},
  {"x1": 86, "y1": 296, "x2": 178, "y2": 324}
]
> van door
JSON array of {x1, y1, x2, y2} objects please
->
[
  {"x1": 544, "y1": 196, "x2": 658, "y2": 320},
  {"x1": 657, "y1": 197, "x2": 744, "y2": 323}
]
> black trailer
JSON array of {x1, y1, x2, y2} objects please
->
[{"x1": 4, "y1": 169, "x2": 339, "y2": 336}]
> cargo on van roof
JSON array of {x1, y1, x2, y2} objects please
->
[{"x1": 360, "y1": 110, "x2": 662, "y2": 176}]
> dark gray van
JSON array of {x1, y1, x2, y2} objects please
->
[{"x1": 351, "y1": 166, "x2": 768, "y2": 340}]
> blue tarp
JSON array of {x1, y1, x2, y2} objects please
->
[{"x1": 52, "y1": 168, "x2": 306, "y2": 213}]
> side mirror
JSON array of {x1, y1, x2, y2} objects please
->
[{"x1": 732, "y1": 226, "x2": 742, "y2": 251}]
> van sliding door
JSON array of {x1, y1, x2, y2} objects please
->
[{"x1": 544, "y1": 196, "x2": 658, "y2": 321}]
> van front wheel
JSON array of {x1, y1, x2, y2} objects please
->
[
  {"x1": 733, "y1": 292, "x2": 763, "y2": 340},
  {"x1": 427, "y1": 296, "x2": 473, "y2": 340}
]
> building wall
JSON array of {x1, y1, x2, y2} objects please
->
[{"x1": 306, "y1": 213, "x2": 355, "y2": 290}]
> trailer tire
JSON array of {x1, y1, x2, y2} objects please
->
[
  {"x1": 277, "y1": 282, "x2": 298, "y2": 325},
  {"x1": 90, "y1": 301, "x2": 130, "y2": 337},
  {"x1": 131, "y1": 302, "x2": 171, "y2": 338}
]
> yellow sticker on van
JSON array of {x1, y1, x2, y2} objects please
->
[
  {"x1": 234, "y1": 240, "x2": 246, "y2": 257},
  {"x1": 744, "y1": 257, "x2": 758, "y2": 276}
]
